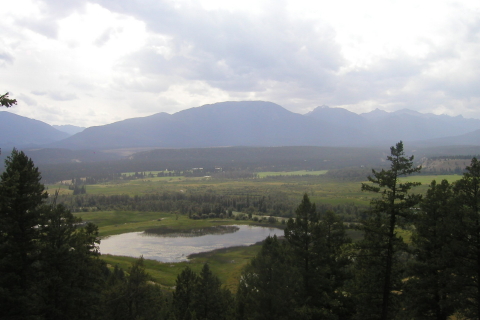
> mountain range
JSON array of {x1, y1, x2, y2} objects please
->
[{"x1": 3, "y1": 101, "x2": 480, "y2": 153}]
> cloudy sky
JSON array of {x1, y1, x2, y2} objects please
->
[{"x1": 2, "y1": 0, "x2": 480, "y2": 127}]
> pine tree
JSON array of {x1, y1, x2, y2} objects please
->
[
  {"x1": 0, "y1": 149, "x2": 47, "y2": 318},
  {"x1": 285, "y1": 195, "x2": 353, "y2": 319},
  {"x1": 451, "y1": 157, "x2": 480, "y2": 318},
  {"x1": 104, "y1": 257, "x2": 166, "y2": 320},
  {"x1": 173, "y1": 264, "x2": 232, "y2": 320},
  {"x1": 0, "y1": 92, "x2": 17, "y2": 108},
  {"x1": 236, "y1": 235, "x2": 297, "y2": 320},
  {"x1": 193, "y1": 263, "x2": 231, "y2": 320},
  {"x1": 404, "y1": 179, "x2": 456, "y2": 320},
  {"x1": 0, "y1": 150, "x2": 105, "y2": 319},
  {"x1": 354, "y1": 141, "x2": 421, "y2": 320},
  {"x1": 173, "y1": 266, "x2": 199, "y2": 320},
  {"x1": 315, "y1": 210, "x2": 354, "y2": 319},
  {"x1": 37, "y1": 203, "x2": 105, "y2": 320},
  {"x1": 284, "y1": 193, "x2": 319, "y2": 306}
]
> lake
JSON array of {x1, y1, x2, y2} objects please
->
[{"x1": 99, "y1": 225, "x2": 284, "y2": 262}]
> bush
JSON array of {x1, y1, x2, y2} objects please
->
[{"x1": 268, "y1": 216, "x2": 276, "y2": 224}]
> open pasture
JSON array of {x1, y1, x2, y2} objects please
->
[
  {"x1": 396, "y1": 174, "x2": 463, "y2": 195},
  {"x1": 121, "y1": 170, "x2": 174, "y2": 176},
  {"x1": 101, "y1": 243, "x2": 262, "y2": 292},
  {"x1": 76, "y1": 210, "x2": 254, "y2": 237},
  {"x1": 60, "y1": 173, "x2": 371, "y2": 207},
  {"x1": 256, "y1": 170, "x2": 328, "y2": 178},
  {"x1": 55, "y1": 172, "x2": 468, "y2": 216},
  {"x1": 398, "y1": 174, "x2": 463, "y2": 185}
]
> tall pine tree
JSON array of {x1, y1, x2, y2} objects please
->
[
  {"x1": 236, "y1": 235, "x2": 298, "y2": 320},
  {"x1": 284, "y1": 193, "x2": 319, "y2": 311},
  {"x1": 0, "y1": 150, "x2": 106, "y2": 319},
  {"x1": 285, "y1": 194, "x2": 353, "y2": 319},
  {"x1": 354, "y1": 141, "x2": 421, "y2": 320},
  {"x1": 451, "y1": 157, "x2": 480, "y2": 318},
  {"x1": 404, "y1": 179, "x2": 456, "y2": 320},
  {"x1": 0, "y1": 149, "x2": 47, "y2": 318}
]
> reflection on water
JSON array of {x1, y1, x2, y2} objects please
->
[
  {"x1": 100, "y1": 225, "x2": 284, "y2": 262},
  {"x1": 143, "y1": 225, "x2": 240, "y2": 237}
]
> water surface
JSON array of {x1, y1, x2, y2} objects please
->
[{"x1": 100, "y1": 225, "x2": 284, "y2": 262}]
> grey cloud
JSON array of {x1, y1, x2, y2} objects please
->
[
  {"x1": 13, "y1": 0, "x2": 87, "y2": 39},
  {"x1": 31, "y1": 91, "x2": 47, "y2": 96},
  {"x1": 17, "y1": 18, "x2": 59, "y2": 38},
  {"x1": 39, "y1": 0, "x2": 87, "y2": 17},
  {"x1": 67, "y1": 78, "x2": 97, "y2": 91},
  {"x1": 98, "y1": 0, "x2": 342, "y2": 93},
  {"x1": 0, "y1": 52, "x2": 14, "y2": 65},
  {"x1": 334, "y1": 56, "x2": 425, "y2": 105},
  {"x1": 94, "y1": 27, "x2": 118, "y2": 47},
  {"x1": 18, "y1": 94, "x2": 38, "y2": 106},
  {"x1": 49, "y1": 92, "x2": 78, "y2": 101}
]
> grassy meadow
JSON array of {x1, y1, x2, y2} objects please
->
[
  {"x1": 256, "y1": 170, "x2": 328, "y2": 178},
  {"x1": 75, "y1": 210, "x2": 254, "y2": 237}
]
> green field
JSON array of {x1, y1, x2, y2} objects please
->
[
  {"x1": 53, "y1": 172, "x2": 371, "y2": 207},
  {"x1": 122, "y1": 170, "x2": 175, "y2": 176},
  {"x1": 256, "y1": 170, "x2": 328, "y2": 178},
  {"x1": 76, "y1": 210, "x2": 253, "y2": 237},
  {"x1": 50, "y1": 171, "x2": 464, "y2": 207},
  {"x1": 101, "y1": 244, "x2": 262, "y2": 292},
  {"x1": 399, "y1": 174, "x2": 463, "y2": 184}
]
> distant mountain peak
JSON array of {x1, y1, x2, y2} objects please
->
[
  {"x1": 0, "y1": 111, "x2": 69, "y2": 148},
  {"x1": 304, "y1": 105, "x2": 367, "y2": 129},
  {"x1": 360, "y1": 108, "x2": 389, "y2": 121},
  {"x1": 306, "y1": 105, "x2": 357, "y2": 115},
  {"x1": 186, "y1": 100, "x2": 287, "y2": 112},
  {"x1": 52, "y1": 124, "x2": 86, "y2": 135}
]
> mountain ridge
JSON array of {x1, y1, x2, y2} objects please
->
[{"x1": 3, "y1": 101, "x2": 480, "y2": 151}]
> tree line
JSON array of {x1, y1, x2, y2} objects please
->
[{"x1": 54, "y1": 189, "x2": 360, "y2": 221}]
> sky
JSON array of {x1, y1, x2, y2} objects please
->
[{"x1": 2, "y1": 0, "x2": 480, "y2": 127}]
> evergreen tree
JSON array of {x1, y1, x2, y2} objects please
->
[
  {"x1": 354, "y1": 141, "x2": 421, "y2": 320},
  {"x1": 0, "y1": 149, "x2": 47, "y2": 318},
  {"x1": 284, "y1": 193, "x2": 319, "y2": 307},
  {"x1": 0, "y1": 92, "x2": 17, "y2": 108},
  {"x1": 173, "y1": 266, "x2": 199, "y2": 320},
  {"x1": 315, "y1": 210, "x2": 354, "y2": 319},
  {"x1": 236, "y1": 235, "x2": 297, "y2": 320},
  {"x1": 404, "y1": 180, "x2": 456, "y2": 320},
  {"x1": 37, "y1": 203, "x2": 105, "y2": 320},
  {"x1": 0, "y1": 150, "x2": 106, "y2": 319},
  {"x1": 284, "y1": 195, "x2": 353, "y2": 319},
  {"x1": 173, "y1": 264, "x2": 232, "y2": 320},
  {"x1": 103, "y1": 257, "x2": 166, "y2": 320},
  {"x1": 451, "y1": 157, "x2": 480, "y2": 318},
  {"x1": 194, "y1": 263, "x2": 232, "y2": 320}
]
